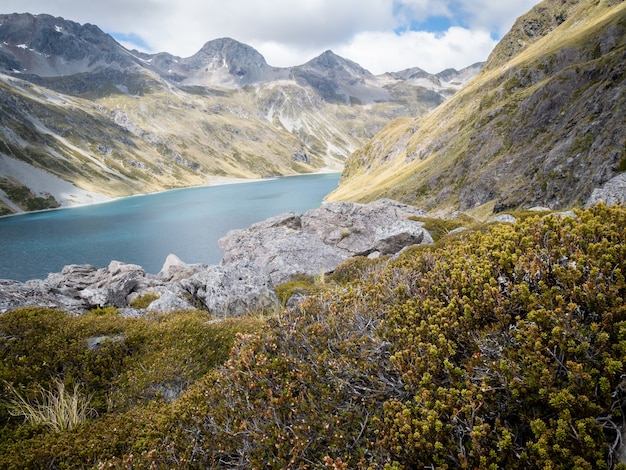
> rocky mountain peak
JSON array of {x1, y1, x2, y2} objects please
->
[
  {"x1": 305, "y1": 50, "x2": 370, "y2": 75},
  {"x1": 293, "y1": 49, "x2": 383, "y2": 104},
  {"x1": 192, "y1": 37, "x2": 269, "y2": 70},
  {"x1": 177, "y1": 37, "x2": 283, "y2": 86},
  {"x1": 387, "y1": 62, "x2": 484, "y2": 92},
  {"x1": 483, "y1": 0, "x2": 581, "y2": 71},
  {"x1": 0, "y1": 13, "x2": 133, "y2": 77}
]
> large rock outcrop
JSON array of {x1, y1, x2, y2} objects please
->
[
  {"x1": 0, "y1": 258, "x2": 206, "y2": 315},
  {"x1": 218, "y1": 199, "x2": 432, "y2": 285},
  {"x1": 0, "y1": 199, "x2": 433, "y2": 316}
]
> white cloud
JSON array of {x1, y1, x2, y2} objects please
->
[
  {"x1": 450, "y1": 0, "x2": 539, "y2": 36},
  {"x1": 336, "y1": 27, "x2": 497, "y2": 74},
  {"x1": 394, "y1": 0, "x2": 538, "y2": 36},
  {"x1": 0, "y1": 0, "x2": 540, "y2": 72},
  {"x1": 393, "y1": 0, "x2": 452, "y2": 24}
]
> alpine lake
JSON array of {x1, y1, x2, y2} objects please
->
[{"x1": 0, "y1": 173, "x2": 341, "y2": 282}]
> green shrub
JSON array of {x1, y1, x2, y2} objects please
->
[
  {"x1": 87, "y1": 306, "x2": 119, "y2": 316},
  {"x1": 2, "y1": 205, "x2": 626, "y2": 469},
  {"x1": 409, "y1": 214, "x2": 473, "y2": 241},
  {"x1": 274, "y1": 274, "x2": 318, "y2": 305},
  {"x1": 377, "y1": 204, "x2": 626, "y2": 468},
  {"x1": 328, "y1": 255, "x2": 382, "y2": 284},
  {"x1": 0, "y1": 308, "x2": 260, "y2": 469},
  {"x1": 130, "y1": 204, "x2": 626, "y2": 469},
  {"x1": 129, "y1": 292, "x2": 160, "y2": 309}
]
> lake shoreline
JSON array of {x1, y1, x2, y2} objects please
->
[{"x1": 0, "y1": 169, "x2": 342, "y2": 220}]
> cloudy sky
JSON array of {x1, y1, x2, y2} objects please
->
[{"x1": 1, "y1": 0, "x2": 539, "y2": 74}]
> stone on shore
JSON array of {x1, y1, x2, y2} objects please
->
[{"x1": 181, "y1": 261, "x2": 277, "y2": 317}]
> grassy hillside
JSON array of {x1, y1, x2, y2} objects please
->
[
  {"x1": 1, "y1": 204, "x2": 625, "y2": 468},
  {"x1": 328, "y1": 0, "x2": 626, "y2": 216}
]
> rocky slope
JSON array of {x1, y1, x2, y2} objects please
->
[
  {"x1": 327, "y1": 0, "x2": 626, "y2": 216},
  {"x1": 0, "y1": 198, "x2": 433, "y2": 316},
  {"x1": 0, "y1": 13, "x2": 479, "y2": 215}
]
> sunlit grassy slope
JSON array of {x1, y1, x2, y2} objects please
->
[{"x1": 328, "y1": 0, "x2": 626, "y2": 216}]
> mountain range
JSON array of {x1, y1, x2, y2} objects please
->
[
  {"x1": 328, "y1": 0, "x2": 626, "y2": 216},
  {"x1": 0, "y1": 12, "x2": 480, "y2": 215}
]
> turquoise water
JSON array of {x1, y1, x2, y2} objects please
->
[{"x1": 0, "y1": 173, "x2": 341, "y2": 282}]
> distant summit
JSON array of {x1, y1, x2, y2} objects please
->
[
  {"x1": 0, "y1": 13, "x2": 136, "y2": 77},
  {"x1": 150, "y1": 38, "x2": 288, "y2": 87},
  {"x1": 0, "y1": 14, "x2": 479, "y2": 97},
  {"x1": 387, "y1": 62, "x2": 483, "y2": 95},
  {"x1": 292, "y1": 50, "x2": 385, "y2": 104}
]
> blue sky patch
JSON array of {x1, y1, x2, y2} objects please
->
[
  {"x1": 394, "y1": 15, "x2": 455, "y2": 36},
  {"x1": 109, "y1": 32, "x2": 151, "y2": 51}
]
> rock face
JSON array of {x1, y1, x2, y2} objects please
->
[
  {"x1": 182, "y1": 261, "x2": 278, "y2": 317},
  {"x1": 0, "y1": 199, "x2": 432, "y2": 316},
  {"x1": 585, "y1": 173, "x2": 626, "y2": 208}
]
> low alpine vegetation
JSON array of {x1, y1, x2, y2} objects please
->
[{"x1": 1, "y1": 204, "x2": 625, "y2": 469}]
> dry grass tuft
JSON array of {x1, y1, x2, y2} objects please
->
[{"x1": 5, "y1": 379, "x2": 94, "y2": 432}]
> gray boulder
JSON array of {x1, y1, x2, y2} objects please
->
[
  {"x1": 219, "y1": 212, "x2": 302, "y2": 265},
  {"x1": 300, "y1": 198, "x2": 429, "y2": 255},
  {"x1": 487, "y1": 214, "x2": 517, "y2": 224},
  {"x1": 0, "y1": 279, "x2": 85, "y2": 314},
  {"x1": 44, "y1": 264, "x2": 99, "y2": 293},
  {"x1": 369, "y1": 220, "x2": 433, "y2": 255},
  {"x1": 156, "y1": 253, "x2": 206, "y2": 283},
  {"x1": 180, "y1": 261, "x2": 278, "y2": 317},
  {"x1": 220, "y1": 212, "x2": 346, "y2": 285},
  {"x1": 75, "y1": 261, "x2": 144, "y2": 308},
  {"x1": 585, "y1": 173, "x2": 626, "y2": 208},
  {"x1": 219, "y1": 199, "x2": 433, "y2": 285},
  {"x1": 147, "y1": 290, "x2": 197, "y2": 313},
  {"x1": 39, "y1": 261, "x2": 145, "y2": 308},
  {"x1": 1, "y1": 260, "x2": 157, "y2": 314},
  {"x1": 260, "y1": 233, "x2": 346, "y2": 285}
]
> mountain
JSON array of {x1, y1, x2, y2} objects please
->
[
  {"x1": 0, "y1": 13, "x2": 479, "y2": 215},
  {"x1": 0, "y1": 13, "x2": 137, "y2": 77},
  {"x1": 385, "y1": 62, "x2": 483, "y2": 97},
  {"x1": 144, "y1": 38, "x2": 289, "y2": 87},
  {"x1": 327, "y1": 0, "x2": 626, "y2": 216}
]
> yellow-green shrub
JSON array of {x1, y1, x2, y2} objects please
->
[
  {"x1": 3, "y1": 205, "x2": 626, "y2": 469},
  {"x1": 129, "y1": 292, "x2": 160, "y2": 309},
  {"x1": 378, "y1": 205, "x2": 626, "y2": 468},
  {"x1": 274, "y1": 274, "x2": 318, "y2": 306},
  {"x1": 132, "y1": 204, "x2": 626, "y2": 469}
]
